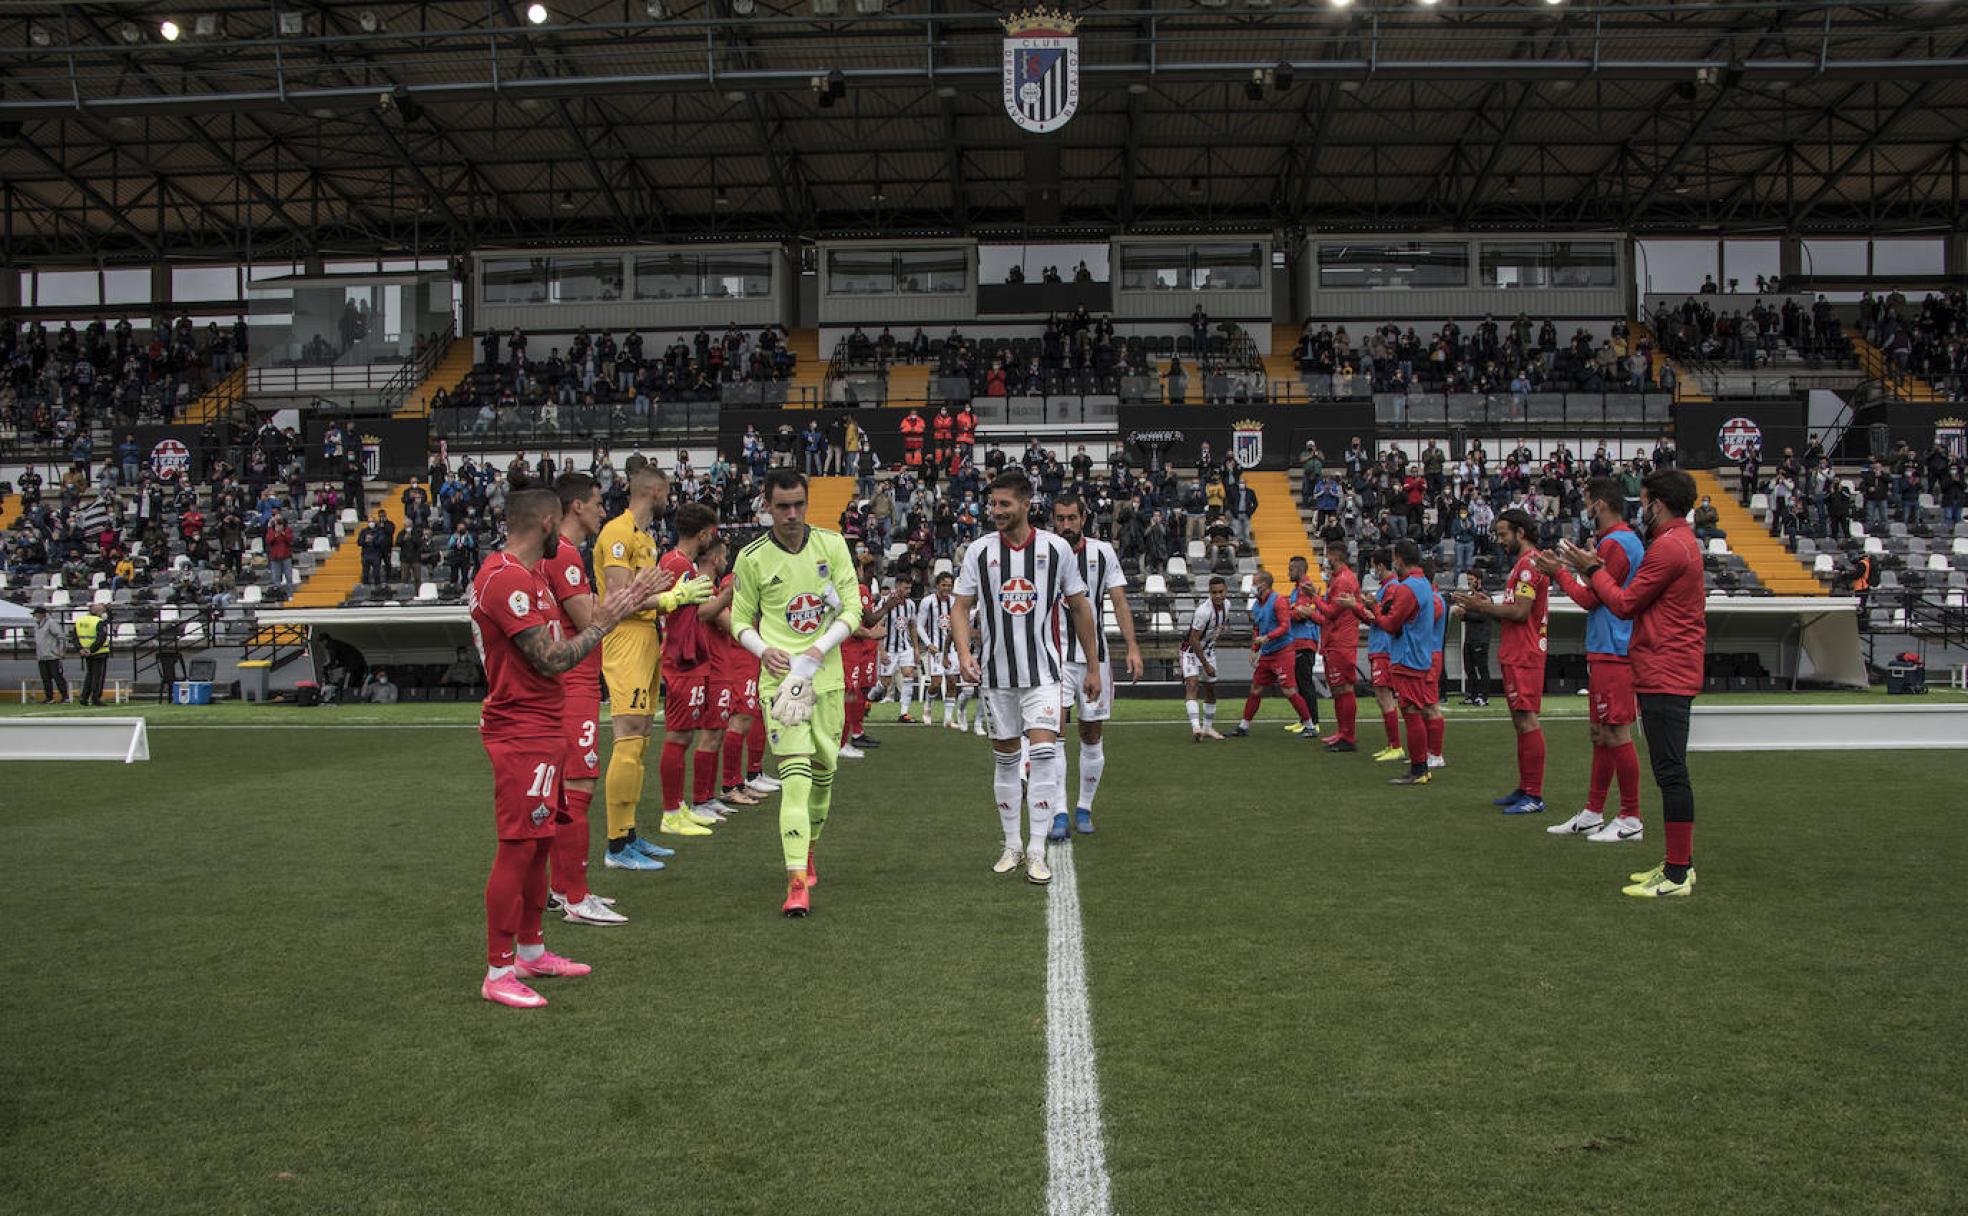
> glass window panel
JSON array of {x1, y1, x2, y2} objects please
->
[
  {"x1": 324, "y1": 259, "x2": 379, "y2": 274},
  {"x1": 481, "y1": 258, "x2": 549, "y2": 305},
  {"x1": 897, "y1": 248, "x2": 966, "y2": 294},
  {"x1": 1870, "y1": 239, "x2": 1943, "y2": 277},
  {"x1": 101, "y1": 268, "x2": 152, "y2": 306},
  {"x1": 1721, "y1": 240, "x2": 1780, "y2": 292},
  {"x1": 635, "y1": 253, "x2": 703, "y2": 300},
  {"x1": 33, "y1": 270, "x2": 99, "y2": 306},
  {"x1": 172, "y1": 265, "x2": 238, "y2": 302},
  {"x1": 1193, "y1": 242, "x2": 1266, "y2": 291},
  {"x1": 1480, "y1": 240, "x2": 1616, "y2": 289},
  {"x1": 1318, "y1": 241, "x2": 1467, "y2": 289},
  {"x1": 702, "y1": 250, "x2": 772, "y2": 298},
  {"x1": 827, "y1": 250, "x2": 895, "y2": 295},
  {"x1": 1635, "y1": 239, "x2": 1717, "y2": 296},
  {"x1": 1801, "y1": 239, "x2": 1867, "y2": 277},
  {"x1": 1119, "y1": 244, "x2": 1191, "y2": 291},
  {"x1": 549, "y1": 256, "x2": 623, "y2": 303},
  {"x1": 249, "y1": 261, "x2": 302, "y2": 283}
]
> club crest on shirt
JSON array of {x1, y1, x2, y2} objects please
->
[
  {"x1": 786, "y1": 591, "x2": 827, "y2": 634},
  {"x1": 530, "y1": 803, "x2": 552, "y2": 826},
  {"x1": 507, "y1": 589, "x2": 532, "y2": 618},
  {"x1": 999, "y1": 578, "x2": 1037, "y2": 615},
  {"x1": 564, "y1": 565, "x2": 581, "y2": 587},
  {"x1": 816, "y1": 560, "x2": 830, "y2": 579}
]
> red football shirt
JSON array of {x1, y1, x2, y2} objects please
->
[
  {"x1": 471, "y1": 551, "x2": 567, "y2": 739},
  {"x1": 843, "y1": 581, "x2": 878, "y2": 665},
  {"x1": 536, "y1": 541, "x2": 601, "y2": 686},
  {"x1": 1498, "y1": 549, "x2": 1550, "y2": 668},
  {"x1": 658, "y1": 547, "x2": 712, "y2": 673},
  {"x1": 710, "y1": 572, "x2": 745, "y2": 684}
]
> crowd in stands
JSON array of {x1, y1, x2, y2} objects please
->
[
  {"x1": 1857, "y1": 288, "x2": 1968, "y2": 394},
  {"x1": 1739, "y1": 435, "x2": 1966, "y2": 542},
  {"x1": 1290, "y1": 315, "x2": 1664, "y2": 396},
  {"x1": 1, "y1": 316, "x2": 243, "y2": 449},
  {"x1": 1649, "y1": 295, "x2": 1849, "y2": 366}
]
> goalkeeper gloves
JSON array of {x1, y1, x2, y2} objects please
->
[
  {"x1": 654, "y1": 574, "x2": 715, "y2": 614},
  {"x1": 770, "y1": 655, "x2": 821, "y2": 726}
]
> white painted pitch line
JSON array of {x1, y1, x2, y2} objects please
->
[{"x1": 1045, "y1": 842, "x2": 1115, "y2": 1216}]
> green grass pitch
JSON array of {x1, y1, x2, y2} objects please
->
[{"x1": 4, "y1": 695, "x2": 1965, "y2": 1215}]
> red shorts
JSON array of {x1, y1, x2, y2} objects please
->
[
  {"x1": 845, "y1": 647, "x2": 878, "y2": 691},
  {"x1": 1390, "y1": 665, "x2": 1438, "y2": 713},
  {"x1": 484, "y1": 734, "x2": 566, "y2": 840},
  {"x1": 1251, "y1": 650, "x2": 1298, "y2": 691},
  {"x1": 563, "y1": 695, "x2": 603, "y2": 781},
  {"x1": 661, "y1": 668, "x2": 713, "y2": 732},
  {"x1": 1324, "y1": 649, "x2": 1357, "y2": 692},
  {"x1": 1501, "y1": 662, "x2": 1546, "y2": 714},
  {"x1": 1430, "y1": 652, "x2": 1444, "y2": 687},
  {"x1": 1588, "y1": 658, "x2": 1637, "y2": 726},
  {"x1": 1369, "y1": 653, "x2": 1392, "y2": 688}
]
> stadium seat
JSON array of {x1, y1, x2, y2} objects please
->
[
  {"x1": 1953, "y1": 538, "x2": 1968, "y2": 556},
  {"x1": 241, "y1": 585, "x2": 264, "y2": 604},
  {"x1": 1930, "y1": 554, "x2": 1950, "y2": 572},
  {"x1": 932, "y1": 558, "x2": 953, "y2": 578},
  {"x1": 114, "y1": 623, "x2": 139, "y2": 645},
  {"x1": 48, "y1": 589, "x2": 70, "y2": 608},
  {"x1": 1143, "y1": 573, "x2": 1169, "y2": 597},
  {"x1": 92, "y1": 589, "x2": 113, "y2": 607},
  {"x1": 416, "y1": 582, "x2": 439, "y2": 602},
  {"x1": 1813, "y1": 554, "x2": 1835, "y2": 576},
  {"x1": 1239, "y1": 573, "x2": 1255, "y2": 594},
  {"x1": 1749, "y1": 493, "x2": 1770, "y2": 513},
  {"x1": 1186, "y1": 540, "x2": 1206, "y2": 562},
  {"x1": 339, "y1": 508, "x2": 358, "y2": 528},
  {"x1": 1706, "y1": 538, "x2": 1730, "y2": 556},
  {"x1": 310, "y1": 536, "x2": 332, "y2": 555},
  {"x1": 1864, "y1": 536, "x2": 1886, "y2": 556}
]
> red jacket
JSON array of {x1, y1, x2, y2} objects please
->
[
  {"x1": 1313, "y1": 566, "x2": 1360, "y2": 658},
  {"x1": 1585, "y1": 516, "x2": 1706, "y2": 696}
]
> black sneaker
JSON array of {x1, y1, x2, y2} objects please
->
[
  {"x1": 852, "y1": 733, "x2": 881, "y2": 749},
  {"x1": 1227, "y1": 724, "x2": 1249, "y2": 737},
  {"x1": 1323, "y1": 740, "x2": 1358, "y2": 753}
]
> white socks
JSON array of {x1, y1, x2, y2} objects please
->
[
  {"x1": 1026, "y1": 741, "x2": 1063, "y2": 843},
  {"x1": 1203, "y1": 703, "x2": 1218, "y2": 728},
  {"x1": 942, "y1": 695, "x2": 956, "y2": 726},
  {"x1": 993, "y1": 749, "x2": 1024, "y2": 849},
  {"x1": 898, "y1": 679, "x2": 913, "y2": 716},
  {"x1": 1077, "y1": 740, "x2": 1105, "y2": 812},
  {"x1": 1186, "y1": 699, "x2": 1201, "y2": 730},
  {"x1": 515, "y1": 942, "x2": 545, "y2": 963},
  {"x1": 486, "y1": 964, "x2": 514, "y2": 981}
]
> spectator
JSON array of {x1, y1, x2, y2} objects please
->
[
  {"x1": 442, "y1": 645, "x2": 484, "y2": 688},
  {"x1": 1691, "y1": 496, "x2": 1723, "y2": 544},
  {"x1": 264, "y1": 511, "x2": 295, "y2": 589},
  {"x1": 357, "y1": 508, "x2": 394, "y2": 587},
  {"x1": 362, "y1": 667, "x2": 400, "y2": 704},
  {"x1": 33, "y1": 605, "x2": 70, "y2": 704}
]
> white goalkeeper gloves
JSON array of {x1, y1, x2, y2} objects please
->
[{"x1": 770, "y1": 654, "x2": 822, "y2": 726}]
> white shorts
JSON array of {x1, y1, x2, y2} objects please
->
[
  {"x1": 879, "y1": 647, "x2": 915, "y2": 678},
  {"x1": 923, "y1": 652, "x2": 954, "y2": 679},
  {"x1": 1060, "y1": 660, "x2": 1113, "y2": 722},
  {"x1": 981, "y1": 684, "x2": 1064, "y2": 739},
  {"x1": 1179, "y1": 648, "x2": 1218, "y2": 682}
]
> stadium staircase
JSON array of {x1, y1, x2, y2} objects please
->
[
  {"x1": 1263, "y1": 323, "x2": 1301, "y2": 394},
  {"x1": 286, "y1": 484, "x2": 410, "y2": 608},
  {"x1": 1845, "y1": 329, "x2": 1942, "y2": 403},
  {"x1": 183, "y1": 365, "x2": 247, "y2": 423},
  {"x1": 393, "y1": 338, "x2": 476, "y2": 419},
  {"x1": 786, "y1": 328, "x2": 826, "y2": 406},
  {"x1": 1633, "y1": 321, "x2": 1708, "y2": 403},
  {"x1": 1687, "y1": 470, "x2": 1825, "y2": 596},
  {"x1": 807, "y1": 476, "x2": 857, "y2": 533},
  {"x1": 885, "y1": 362, "x2": 931, "y2": 408},
  {"x1": 1247, "y1": 471, "x2": 1325, "y2": 590},
  {"x1": 0, "y1": 492, "x2": 20, "y2": 532}
]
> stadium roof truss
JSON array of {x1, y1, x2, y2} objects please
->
[{"x1": 0, "y1": 0, "x2": 1964, "y2": 262}]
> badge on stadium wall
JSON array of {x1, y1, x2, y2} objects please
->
[
  {"x1": 1002, "y1": 8, "x2": 1080, "y2": 135},
  {"x1": 360, "y1": 433, "x2": 384, "y2": 480},
  {"x1": 1716, "y1": 416, "x2": 1762, "y2": 462},
  {"x1": 149, "y1": 438, "x2": 191, "y2": 480},
  {"x1": 1232, "y1": 419, "x2": 1264, "y2": 469},
  {"x1": 1937, "y1": 416, "x2": 1966, "y2": 461}
]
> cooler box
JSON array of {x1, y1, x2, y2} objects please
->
[
  {"x1": 1885, "y1": 665, "x2": 1927, "y2": 695},
  {"x1": 173, "y1": 681, "x2": 213, "y2": 705},
  {"x1": 237, "y1": 660, "x2": 272, "y2": 703}
]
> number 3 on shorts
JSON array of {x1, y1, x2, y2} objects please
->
[{"x1": 577, "y1": 719, "x2": 596, "y2": 748}]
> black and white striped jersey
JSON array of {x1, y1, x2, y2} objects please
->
[
  {"x1": 1183, "y1": 599, "x2": 1227, "y2": 654},
  {"x1": 1062, "y1": 537, "x2": 1126, "y2": 665},
  {"x1": 883, "y1": 593, "x2": 918, "y2": 656},
  {"x1": 915, "y1": 591, "x2": 957, "y2": 658},
  {"x1": 954, "y1": 527, "x2": 1089, "y2": 690}
]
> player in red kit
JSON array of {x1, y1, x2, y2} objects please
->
[
  {"x1": 537, "y1": 472, "x2": 643, "y2": 927},
  {"x1": 1558, "y1": 469, "x2": 1707, "y2": 898},
  {"x1": 705, "y1": 547, "x2": 767, "y2": 809},
  {"x1": 1305, "y1": 537, "x2": 1362, "y2": 752},
  {"x1": 1456, "y1": 508, "x2": 1549, "y2": 815},
  {"x1": 655, "y1": 502, "x2": 726, "y2": 831},
  {"x1": 472, "y1": 488, "x2": 664, "y2": 1008},
  {"x1": 1338, "y1": 539, "x2": 1439, "y2": 787}
]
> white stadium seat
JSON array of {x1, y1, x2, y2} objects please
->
[
  {"x1": 1186, "y1": 540, "x2": 1206, "y2": 562},
  {"x1": 1864, "y1": 536, "x2": 1886, "y2": 556},
  {"x1": 340, "y1": 508, "x2": 358, "y2": 527},
  {"x1": 1953, "y1": 537, "x2": 1968, "y2": 557},
  {"x1": 241, "y1": 585, "x2": 264, "y2": 604},
  {"x1": 48, "y1": 589, "x2": 70, "y2": 608},
  {"x1": 416, "y1": 582, "x2": 440, "y2": 602},
  {"x1": 1165, "y1": 556, "x2": 1185, "y2": 579},
  {"x1": 1143, "y1": 573, "x2": 1169, "y2": 596},
  {"x1": 1239, "y1": 573, "x2": 1256, "y2": 594},
  {"x1": 1749, "y1": 493, "x2": 1769, "y2": 513},
  {"x1": 311, "y1": 536, "x2": 333, "y2": 555},
  {"x1": 1707, "y1": 538, "x2": 1729, "y2": 556},
  {"x1": 1929, "y1": 554, "x2": 1950, "y2": 572},
  {"x1": 1813, "y1": 554, "x2": 1835, "y2": 575},
  {"x1": 92, "y1": 589, "x2": 113, "y2": 607}
]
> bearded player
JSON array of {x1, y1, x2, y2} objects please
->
[
  {"x1": 1049, "y1": 492, "x2": 1142, "y2": 840},
  {"x1": 472, "y1": 488, "x2": 665, "y2": 1009},
  {"x1": 731, "y1": 468, "x2": 863, "y2": 917},
  {"x1": 1455, "y1": 507, "x2": 1550, "y2": 815}
]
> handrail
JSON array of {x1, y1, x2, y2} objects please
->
[{"x1": 380, "y1": 320, "x2": 457, "y2": 414}]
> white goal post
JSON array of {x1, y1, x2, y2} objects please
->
[{"x1": 0, "y1": 718, "x2": 151, "y2": 764}]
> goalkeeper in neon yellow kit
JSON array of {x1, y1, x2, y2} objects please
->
[{"x1": 730, "y1": 468, "x2": 863, "y2": 918}]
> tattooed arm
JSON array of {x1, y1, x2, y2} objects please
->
[{"x1": 514, "y1": 622, "x2": 605, "y2": 676}]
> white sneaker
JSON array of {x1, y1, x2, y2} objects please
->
[
  {"x1": 946, "y1": 720, "x2": 966, "y2": 732},
  {"x1": 1203, "y1": 728, "x2": 1225, "y2": 740},
  {"x1": 562, "y1": 894, "x2": 629, "y2": 925},
  {"x1": 1547, "y1": 809, "x2": 1606, "y2": 836},
  {"x1": 837, "y1": 743, "x2": 866, "y2": 759},
  {"x1": 1426, "y1": 754, "x2": 1445, "y2": 769},
  {"x1": 973, "y1": 721, "x2": 987, "y2": 737},
  {"x1": 747, "y1": 775, "x2": 782, "y2": 794},
  {"x1": 1025, "y1": 847, "x2": 1052, "y2": 885},
  {"x1": 1587, "y1": 815, "x2": 1644, "y2": 843},
  {"x1": 695, "y1": 799, "x2": 729, "y2": 822},
  {"x1": 992, "y1": 846, "x2": 1023, "y2": 874}
]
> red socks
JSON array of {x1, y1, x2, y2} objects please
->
[
  {"x1": 1664, "y1": 821, "x2": 1693, "y2": 867},
  {"x1": 1333, "y1": 691, "x2": 1357, "y2": 742},
  {"x1": 845, "y1": 689, "x2": 866, "y2": 738},
  {"x1": 485, "y1": 837, "x2": 550, "y2": 966},
  {"x1": 1613, "y1": 741, "x2": 1642, "y2": 819},
  {"x1": 1586, "y1": 745, "x2": 1612, "y2": 814},
  {"x1": 1382, "y1": 709, "x2": 1401, "y2": 748},
  {"x1": 1515, "y1": 729, "x2": 1546, "y2": 797},
  {"x1": 692, "y1": 744, "x2": 720, "y2": 805},
  {"x1": 658, "y1": 738, "x2": 688, "y2": 810},
  {"x1": 1424, "y1": 714, "x2": 1444, "y2": 758},
  {"x1": 551, "y1": 788, "x2": 592, "y2": 903},
  {"x1": 1241, "y1": 693, "x2": 1264, "y2": 723},
  {"x1": 722, "y1": 730, "x2": 745, "y2": 788},
  {"x1": 1403, "y1": 710, "x2": 1428, "y2": 766},
  {"x1": 1285, "y1": 691, "x2": 1312, "y2": 723},
  {"x1": 746, "y1": 715, "x2": 767, "y2": 778}
]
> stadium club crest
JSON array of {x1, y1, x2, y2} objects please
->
[
  {"x1": 1936, "y1": 416, "x2": 1966, "y2": 461},
  {"x1": 1232, "y1": 419, "x2": 1264, "y2": 469},
  {"x1": 359, "y1": 433, "x2": 384, "y2": 479},
  {"x1": 1002, "y1": 8, "x2": 1080, "y2": 135},
  {"x1": 1716, "y1": 416, "x2": 1762, "y2": 462},
  {"x1": 149, "y1": 438, "x2": 191, "y2": 480}
]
